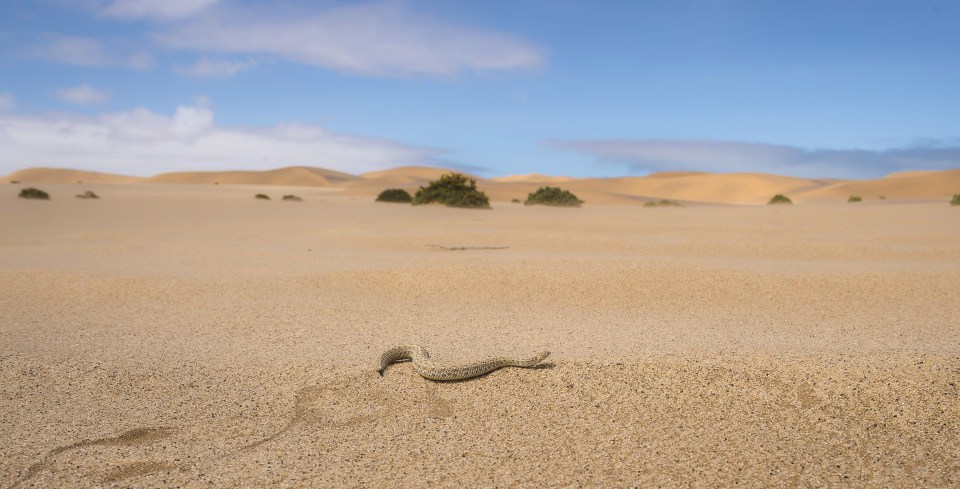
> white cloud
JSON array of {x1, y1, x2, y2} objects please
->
[
  {"x1": 99, "y1": 0, "x2": 219, "y2": 19},
  {"x1": 553, "y1": 139, "x2": 960, "y2": 179},
  {"x1": 28, "y1": 35, "x2": 115, "y2": 67},
  {"x1": 57, "y1": 84, "x2": 110, "y2": 105},
  {"x1": 0, "y1": 103, "x2": 443, "y2": 175},
  {"x1": 176, "y1": 57, "x2": 256, "y2": 79},
  {"x1": 0, "y1": 92, "x2": 15, "y2": 112},
  {"x1": 27, "y1": 34, "x2": 155, "y2": 70},
  {"x1": 155, "y1": 1, "x2": 545, "y2": 77},
  {"x1": 126, "y1": 51, "x2": 158, "y2": 70}
]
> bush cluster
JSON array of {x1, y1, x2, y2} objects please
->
[
  {"x1": 524, "y1": 186, "x2": 583, "y2": 207},
  {"x1": 75, "y1": 190, "x2": 99, "y2": 199},
  {"x1": 412, "y1": 173, "x2": 490, "y2": 209},
  {"x1": 768, "y1": 194, "x2": 792, "y2": 205},
  {"x1": 848, "y1": 196, "x2": 862, "y2": 203},
  {"x1": 255, "y1": 193, "x2": 270, "y2": 200},
  {"x1": 376, "y1": 188, "x2": 413, "y2": 203},
  {"x1": 19, "y1": 187, "x2": 50, "y2": 200},
  {"x1": 282, "y1": 194, "x2": 303, "y2": 202},
  {"x1": 951, "y1": 194, "x2": 960, "y2": 206}
]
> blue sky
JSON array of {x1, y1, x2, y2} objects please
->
[{"x1": 1, "y1": 0, "x2": 958, "y2": 178}]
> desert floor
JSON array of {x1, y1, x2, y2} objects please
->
[{"x1": 2, "y1": 183, "x2": 959, "y2": 487}]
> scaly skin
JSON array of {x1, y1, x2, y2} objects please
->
[{"x1": 376, "y1": 345, "x2": 550, "y2": 381}]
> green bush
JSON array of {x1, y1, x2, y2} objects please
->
[
  {"x1": 75, "y1": 190, "x2": 99, "y2": 199},
  {"x1": 255, "y1": 193, "x2": 270, "y2": 200},
  {"x1": 376, "y1": 188, "x2": 412, "y2": 203},
  {"x1": 524, "y1": 186, "x2": 583, "y2": 207},
  {"x1": 848, "y1": 196, "x2": 862, "y2": 203},
  {"x1": 951, "y1": 194, "x2": 960, "y2": 206},
  {"x1": 768, "y1": 194, "x2": 792, "y2": 205},
  {"x1": 19, "y1": 187, "x2": 50, "y2": 200},
  {"x1": 644, "y1": 199, "x2": 682, "y2": 207},
  {"x1": 412, "y1": 172, "x2": 490, "y2": 209},
  {"x1": 282, "y1": 194, "x2": 303, "y2": 202}
]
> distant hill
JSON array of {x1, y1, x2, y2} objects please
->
[
  {"x1": 795, "y1": 169, "x2": 960, "y2": 202},
  {"x1": 4, "y1": 165, "x2": 958, "y2": 205},
  {"x1": 490, "y1": 173, "x2": 575, "y2": 183},
  {"x1": 4, "y1": 167, "x2": 144, "y2": 184},
  {"x1": 360, "y1": 166, "x2": 457, "y2": 182},
  {"x1": 145, "y1": 166, "x2": 358, "y2": 186}
]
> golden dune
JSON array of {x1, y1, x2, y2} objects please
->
[
  {"x1": 145, "y1": 166, "x2": 358, "y2": 186},
  {"x1": 4, "y1": 167, "x2": 144, "y2": 184},
  {"x1": 6, "y1": 165, "x2": 959, "y2": 206}
]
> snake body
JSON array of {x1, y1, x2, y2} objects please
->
[{"x1": 377, "y1": 345, "x2": 550, "y2": 381}]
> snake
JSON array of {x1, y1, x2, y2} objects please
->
[{"x1": 376, "y1": 345, "x2": 551, "y2": 381}]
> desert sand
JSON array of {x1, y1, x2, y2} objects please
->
[
  {"x1": 6, "y1": 165, "x2": 960, "y2": 205},
  {"x1": 1, "y1": 174, "x2": 959, "y2": 487}
]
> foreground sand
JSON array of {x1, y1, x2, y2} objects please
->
[{"x1": 2, "y1": 183, "x2": 959, "y2": 487}]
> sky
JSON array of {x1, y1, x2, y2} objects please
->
[{"x1": 1, "y1": 0, "x2": 959, "y2": 179}]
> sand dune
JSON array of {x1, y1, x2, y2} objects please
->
[
  {"x1": 795, "y1": 168, "x2": 960, "y2": 202},
  {"x1": 359, "y1": 166, "x2": 458, "y2": 182},
  {"x1": 883, "y1": 170, "x2": 940, "y2": 179},
  {"x1": 4, "y1": 167, "x2": 144, "y2": 184},
  {"x1": 344, "y1": 166, "x2": 466, "y2": 194},
  {"x1": 476, "y1": 172, "x2": 826, "y2": 205},
  {"x1": 145, "y1": 166, "x2": 359, "y2": 187},
  {"x1": 490, "y1": 173, "x2": 575, "y2": 183},
  {"x1": 643, "y1": 171, "x2": 710, "y2": 179},
  {"x1": 568, "y1": 173, "x2": 826, "y2": 205},
  {"x1": 4, "y1": 165, "x2": 959, "y2": 205}
]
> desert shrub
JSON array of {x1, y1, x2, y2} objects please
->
[
  {"x1": 524, "y1": 186, "x2": 583, "y2": 207},
  {"x1": 951, "y1": 194, "x2": 960, "y2": 206},
  {"x1": 255, "y1": 193, "x2": 270, "y2": 200},
  {"x1": 75, "y1": 190, "x2": 99, "y2": 199},
  {"x1": 878, "y1": 195, "x2": 886, "y2": 200},
  {"x1": 376, "y1": 188, "x2": 412, "y2": 203},
  {"x1": 10, "y1": 180, "x2": 19, "y2": 184},
  {"x1": 19, "y1": 187, "x2": 50, "y2": 200},
  {"x1": 412, "y1": 172, "x2": 490, "y2": 209},
  {"x1": 848, "y1": 196, "x2": 862, "y2": 203},
  {"x1": 282, "y1": 194, "x2": 303, "y2": 202},
  {"x1": 644, "y1": 199, "x2": 682, "y2": 207},
  {"x1": 768, "y1": 194, "x2": 792, "y2": 205},
  {"x1": 511, "y1": 198, "x2": 521, "y2": 204}
]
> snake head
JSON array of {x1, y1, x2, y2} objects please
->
[{"x1": 377, "y1": 368, "x2": 384, "y2": 377}]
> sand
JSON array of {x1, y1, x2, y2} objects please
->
[
  {"x1": 6, "y1": 166, "x2": 960, "y2": 206},
  {"x1": 1, "y1": 182, "x2": 959, "y2": 487}
]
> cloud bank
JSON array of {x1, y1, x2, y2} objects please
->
[
  {"x1": 155, "y1": 1, "x2": 545, "y2": 77},
  {"x1": 27, "y1": 1, "x2": 544, "y2": 78},
  {"x1": 98, "y1": 0, "x2": 219, "y2": 19},
  {"x1": 553, "y1": 139, "x2": 960, "y2": 179},
  {"x1": 175, "y1": 57, "x2": 257, "y2": 79},
  {"x1": 0, "y1": 103, "x2": 443, "y2": 175},
  {"x1": 27, "y1": 34, "x2": 155, "y2": 70},
  {"x1": 0, "y1": 93, "x2": 15, "y2": 112},
  {"x1": 57, "y1": 84, "x2": 110, "y2": 105}
]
